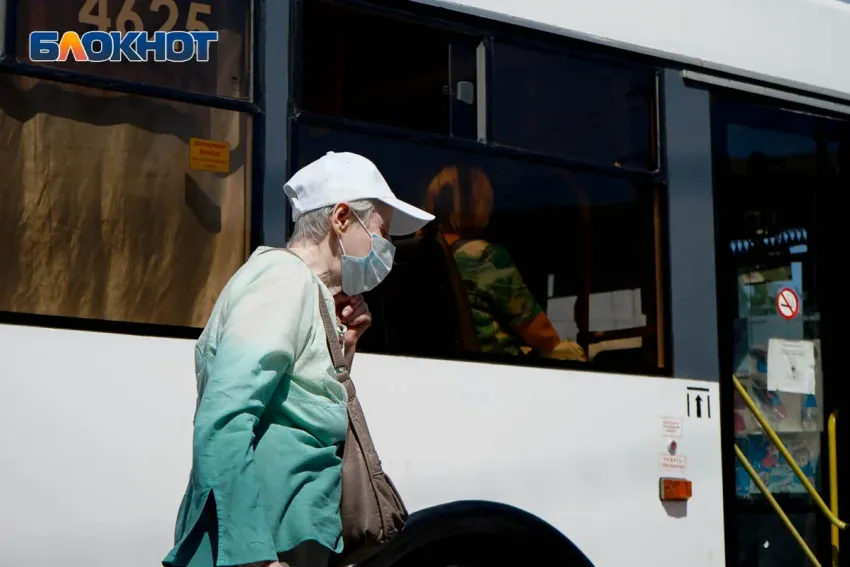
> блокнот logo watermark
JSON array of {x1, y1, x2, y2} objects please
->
[{"x1": 29, "y1": 30, "x2": 218, "y2": 62}]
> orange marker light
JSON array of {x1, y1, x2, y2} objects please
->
[{"x1": 659, "y1": 478, "x2": 692, "y2": 501}]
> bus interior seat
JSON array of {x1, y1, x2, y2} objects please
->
[
  {"x1": 375, "y1": 232, "x2": 479, "y2": 357},
  {"x1": 590, "y1": 345, "x2": 645, "y2": 368}
]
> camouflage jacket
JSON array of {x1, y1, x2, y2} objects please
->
[{"x1": 451, "y1": 239, "x2": 543, "y2": 356}]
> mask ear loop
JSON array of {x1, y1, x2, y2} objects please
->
[
  {"x1": 352, "y1": 210, "x2": 372, "y2": 234},
  {"x1": 338, "y1": 208, "x2": 374, "y2": 258},
  {"x1": 334, "y1": 209, "x2": 348, "y2": 256}
]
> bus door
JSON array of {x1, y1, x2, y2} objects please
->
[{"x1": 712, "y1": 93, "x2": 849, "y2": 566}]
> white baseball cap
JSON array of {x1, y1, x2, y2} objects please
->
[{"x1": 284, "y1": 151, "x2": 434, "y2": 236}]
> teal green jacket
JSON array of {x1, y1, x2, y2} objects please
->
[{"x1": 163, "y1": 248, "x2": 348, "y2": 566}]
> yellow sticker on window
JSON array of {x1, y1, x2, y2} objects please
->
[{"x1": 189, "y1": 137, "x2": 230, "y2": 173}]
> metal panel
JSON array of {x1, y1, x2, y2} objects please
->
[
  {"x1": 664, "y1": 68, "x2": 720, "y2": 381},
  {"x1": 683, "y1": 70, "x2": 850, "y2": 117},
  {"x1": 261, "y1": 0, "x2": 291, "y2": 246},
  {"x1": 0, "y1": 0, "x2": 6, "y2": 59},
  {"x1": 475, "y1": 41, "x2": 487, "y2": 142}
]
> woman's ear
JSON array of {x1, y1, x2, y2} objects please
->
[{"x1": 331, "y1": 202, "x2": 352, "y2": 234}]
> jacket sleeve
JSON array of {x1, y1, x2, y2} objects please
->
[
  {"x1": 477, "y1": 244, "x2": 561, "y2": 353},
  {"x1": 191, "y1": 261, "x2": 315, "y2": 565}
]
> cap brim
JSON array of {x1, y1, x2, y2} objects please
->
[{"x1": 378, "y1": 197, "x2": 435, "y2": 236}]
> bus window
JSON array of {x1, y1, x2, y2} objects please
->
[
  {"x1": 16, "y1": 0, "x2": 252, "y2": 99},
  {"x1": 491, "y1": 42, "x2": 657, "y2": 170},
  {"x1": 0, "y1": 74, "x2": 251, "y2": 327},
  {"x1": 299, "y1": 0, "x2": 482, "y2": 139},
  {"x1": 291, "y1": 124, "x2": 664, "y2": 374}
]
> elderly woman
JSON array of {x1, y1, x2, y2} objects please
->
[{"x1": 163, "y1": 151, "x2": 433, "y2": 567}]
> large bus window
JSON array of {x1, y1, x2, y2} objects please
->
[
  {"x1": 299, "y1": 0, "x2": 481, "y2": 139},
  {"x1": 0, "y1": 74, "x2": 250, "y2": 327},
  {"x1": 293, "y1": 125, "x2": 664, "y2": 373},
  {"x1": 16, "y1": 1, "x2": 252, "y2": 99},
  {"x1": 491, "y1": 42, "x2": 657, "y2": 170}
]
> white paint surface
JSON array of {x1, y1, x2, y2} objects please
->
[
  {"x1": 0, "y1": 323, "x2": 725, "y2": 566},
  {"x1": 418, "y1": 0, "x2": 850, "y2": 98}
]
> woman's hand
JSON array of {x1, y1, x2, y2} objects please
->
[{"x1": 337, "y1": 294, "x2": 372, "y2": 357}]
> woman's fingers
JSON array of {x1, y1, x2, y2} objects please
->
[
  {"x1": 347, "y1": 309, "x2": 372, "y2": 330},
  {"x1": 341, "y1": 296, "x2": 367, "y2": 321}
]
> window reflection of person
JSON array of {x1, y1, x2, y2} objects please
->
[{"x1": 423, "y1": 165, "x2": 586, "y2": 361}]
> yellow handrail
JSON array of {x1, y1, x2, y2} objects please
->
[
  {"x1": 734, "y1": 444, "x2": 822, "y2": 567},
  {"x1": 733, "y1": 375, "x2": 847, "y2": 530},
  {"x1": 829, "y1": 411, "x2": 839, "y2": 567}
]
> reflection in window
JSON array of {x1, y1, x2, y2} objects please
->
[
  {"x1": 293, "y1": 125, "x2": 664, "y2": 373},
  {"x1": 420, "y1": 164, "x2": 585, "y2": 361},
  {"x1": 492, "y1": 42, "x2": 656, "y2": 169},
  {"x1": 300, "y1": 0, "x2": 481, "y2": 138},
  {"x1": 0, "y1": 75, "x2": 250, "y2": 327}
]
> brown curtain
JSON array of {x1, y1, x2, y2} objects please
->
[{"x1": 0, "y1": 74, "x2": 247, "y2": 327}]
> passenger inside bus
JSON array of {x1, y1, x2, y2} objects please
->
[{"x1": 418, "y1": 164, "x2": 586, "y2": 361}]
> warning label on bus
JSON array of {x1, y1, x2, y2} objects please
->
[
  {"x1": 661, "y1": 417, "x2": 683, "y2": 437},
  {"x1": 189, "y1": 137, "x2": 230, "y2": 173},
  {"x1": 660, "y1": 454, "x2": 687, "y2": 473}
]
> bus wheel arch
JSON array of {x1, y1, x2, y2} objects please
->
[{"x1": 353, "y1": 500, "x2": 596, "y2": 567}]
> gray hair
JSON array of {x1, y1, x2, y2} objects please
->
[{"x1": 287, "y1": 199, "x2": 377, "y2": 246}]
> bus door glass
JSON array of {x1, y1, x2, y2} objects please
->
[{"x1": 713, "y1": 95, "x2": 849, "y2": 566}]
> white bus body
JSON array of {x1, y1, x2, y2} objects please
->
[
  {"x1": 1, "y1": 324, "x2": 723, "y2": 566},
  {"x1": 3, "y1": 0, "x2": 849, "y2": 565}
]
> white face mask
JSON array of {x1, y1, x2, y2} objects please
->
[{"x1": 339, "y1": 213, "x2": 396, "y2": 295}]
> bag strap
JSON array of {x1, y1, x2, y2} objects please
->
[{"x1": 316, "y1": 286, "x2": 350, "y2": 381}]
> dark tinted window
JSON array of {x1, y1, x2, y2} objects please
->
[
  {"x1": 492, "y1": 42, "x2": 656, "y2": 169},
  {"x1": 17, "y1": 0, "x2": 252, "y2": 98},
  {"x1": 714, "y1": 100, "x2": 819, "y2": 250},
  {"x1": 300, "y1": 0, "x2": 481, "y2": 139},
  {"x1": 292, "y1": 124, "x2": 664, "y2": 373}
]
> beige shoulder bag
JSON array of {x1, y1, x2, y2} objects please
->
[{"x1": 316, "y1": 285, "x2": 408, "y2": 566}]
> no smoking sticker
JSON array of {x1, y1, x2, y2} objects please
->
[{"x1": 776, "y1": 287, "x2": 799, "y2": 320}]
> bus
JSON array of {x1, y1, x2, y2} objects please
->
[{"x1": 0, "y1": 0, "x2": 847, "y2": 565}]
